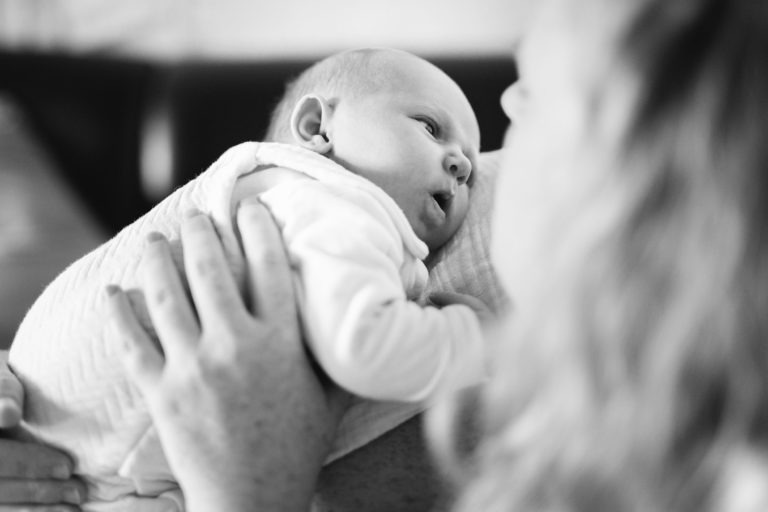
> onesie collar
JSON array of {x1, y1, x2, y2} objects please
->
[{"x1": 254, "y1": 142, "x2": 430, "y2": 260}]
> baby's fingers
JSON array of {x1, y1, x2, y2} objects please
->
[
  {"x1": 428, "y1": 291, "x2": 485, "y2": 310},
  {"x1": 107, "y1": 285, "x2": 163, "y2": 392},
  {"x1": 428, "y1": 291, "x2": 492, "y2": 323}
]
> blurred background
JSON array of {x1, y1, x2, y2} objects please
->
[{"x1": 0, "y1": 0, "x2": 517, "y2": 347}]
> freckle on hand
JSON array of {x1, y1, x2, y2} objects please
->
[
  {"x1": 154, "y1": 289, "x2": 170, "y2": 305},
  {"x1": 195, "y1": 258, "x2": 218, "y2": 278}
]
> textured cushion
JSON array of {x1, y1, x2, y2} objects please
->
[{"x1": 423, "y1": 150, "x2": 510, "y2": 315}]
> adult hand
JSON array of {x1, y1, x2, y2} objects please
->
[
  {"x1": 0, "y1": 352, "x2": 86, "y2": 511},
  {"x1": 107, "y1": 201, "x2": 346, "y2": 512},
  {"x1": 0, "y1": 351, "x2": 23, "y2": 429}
]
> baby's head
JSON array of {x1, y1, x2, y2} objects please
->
[{"x1": 266, "y1": 48, "x2": 481, "y2": 251}]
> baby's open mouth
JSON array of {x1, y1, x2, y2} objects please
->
[{"x1": 432, "y1": 192, "x2": 452, "y2": 214}]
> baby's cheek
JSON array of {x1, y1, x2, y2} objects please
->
[
  {"x1": 445, "y1": 190, "x2": 471, "y2": 239},
  {"x1": 422, "y1": 191, "x2": 470, "y2": 252},
  {"x1": 453, "y1": 189, "x2": 471, "y2": 226}
]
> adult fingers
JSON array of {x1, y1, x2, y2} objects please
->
[
  {"x1": 237, "y1": 200, "x2": 297, "y2": 322},
  {"x1": 0, "y1": 352, "x2": 23, "y2": 428},
  {"x1": 0, "y1": 505, "x2": 80, "y2": 512},
  {"x1": 0, "y1": 439, "x2": 75, "y2": 480},
  {"x1": 141, "y1": 232, "x2": 200, "y2": 355},
  {"x1": 106, "y1": 286, "x2": 163, "y2": 392},
  {"x1": 0, "y1": 478, "x2": 85, "y2": 506},
  {"x1": 180, "y1": 213, "x2": 246, "y2": 331}
]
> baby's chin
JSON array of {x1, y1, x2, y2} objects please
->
[
  {"x1": 418, "y1": 194, "x2": 470, "y2": 253},
  {"x1": 420, "y1": 218, "x2": 464, "y2": 254}
]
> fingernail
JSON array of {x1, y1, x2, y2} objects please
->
[
  {"x1": 52, "y1": 464, "x2": 72, "y2": 479},
  {"x1": 64, "y1": 486, "x2": 83, "y2": 504},
  {"x1": 147, "y1": 231, "x2": 165, "y2": 243}
]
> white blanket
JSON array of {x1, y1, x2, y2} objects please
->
[
  {"x1": 9, "y1": 142, "x2": 508, "y2": 511},
  {"x1": 10, "y1": 143, "x2": 262, "y2": 509}
]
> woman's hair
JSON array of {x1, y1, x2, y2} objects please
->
[{"x1": 438, "y1": 0, "x2": 768, "y2": 510}]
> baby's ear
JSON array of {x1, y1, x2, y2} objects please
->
[{"x1": 290, "y1": 94, "x2": 332, "y2": 154}]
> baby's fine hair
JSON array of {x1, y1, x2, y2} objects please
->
[
  {"x1": 438, "y1": 1, "x2": 768, "y2": 511},
  {"x1": 264, "y1": 48, "x2": 394, "y2": 143}
]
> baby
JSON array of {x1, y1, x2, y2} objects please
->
[{"x1": 9, "y1": 48, "x2": 486, "y2": 510}]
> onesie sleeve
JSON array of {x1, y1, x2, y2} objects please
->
[{"x1": 262, "y1": 181, "x2": 485, "y2": 403}]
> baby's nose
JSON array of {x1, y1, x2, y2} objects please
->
[{"x1": 444, "y1": 151, "x2": 472, "y2": 185}]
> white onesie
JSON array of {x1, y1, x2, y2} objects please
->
[{"x1": 10, "y1": 142, "x2": 485, "y2": 511}]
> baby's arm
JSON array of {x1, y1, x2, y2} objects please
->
[{"x1": 266, "y1": 182, "x2": 485, "y2": 403}]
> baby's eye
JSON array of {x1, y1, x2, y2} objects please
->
[{"x1": 417, "y1": 117, "x2": 438, "y2": 137}]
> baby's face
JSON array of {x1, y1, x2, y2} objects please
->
[{"x1": 325, "y1": 53, "x2": 480, "y2": 251}]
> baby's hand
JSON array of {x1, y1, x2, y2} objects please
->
[{"x1": 427, "y1": 291, "x2": 493, "y2": 324}]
